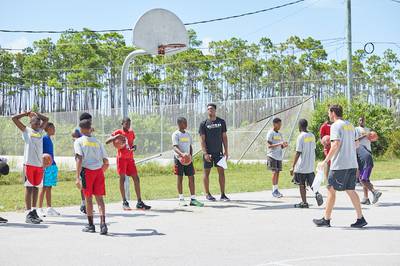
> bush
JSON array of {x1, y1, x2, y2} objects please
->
[
  {"x1": 384, "y1": 129, "x2": 400, "y2": 158},
  {"x1": 310, "y1": 96, "x2": 399, "y2": 159}
]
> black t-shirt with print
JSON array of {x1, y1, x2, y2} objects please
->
[{"x1": 199, "y1": 117, "x2": 227, "y2": 154}]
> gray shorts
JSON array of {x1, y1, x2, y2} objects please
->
[
  {"x1": 328, "y1": 168, "x2": 357, "y2": 191},
  {"x1": 267, "y1": 156, "x2": 282, "y2": 172}
]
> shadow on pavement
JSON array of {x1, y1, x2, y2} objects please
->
[
  {"x1": 0, "y1": 222, "x2": 49, "y2": 229},
  {"x1": 376, "y1": 202, "x2": 400, "y2": 207},
  {"x1": 43, "y1": 220, "x2": 116, "y2": 226},
  {"x1": 339, "y1": 225, "x2": 400, "y2": 231},
  {"x1": 252, "y1": 204, "x2": 295, "y2": 210},
  {"x1": 107, "y1": 229, "x2": 165, "y2": 238},
  {"x1": 150, "y1": 208, "x2": 193, "y2": 213},
  {"x1": 205, "y1": 204, "x2": 245, "y2": 209}
]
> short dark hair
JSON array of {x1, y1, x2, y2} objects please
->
[
  {"x1": 30, "y1": 116, "x2": 40, "y2": 124},
  {"x1": 207, "y1": 103, "x2": 217, "y2": 109},
  {"x1": 273, "y1": 117, "x2": 282, "y2": 124},
  {"x1": 177, "y1": 117, "x2": 187, "y2": 124},
  {"x1": 298, "y1": 119, "x2": 308, "y2": 129},
  {"x1": 45, "y1": 122, "x2": 55, "y2": 129},
  {"x1": 121, "y1": 117, "x2": 131, "y2": 124},
  {"x1": 329, "y1": 104, "x2": 343, "y2": 117},
  {"x1": 79, "y1": 119, "x2": 92, "y2": 130},
  {"x1": 79, "y1": 112, "x2": 92, "y2": 121},
  {"x1": 0, "y1": 161, "x2": 9, "y2": 175}
]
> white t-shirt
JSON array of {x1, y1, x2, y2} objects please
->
[
  {"x1": 22, "y1": 127, "x2": 44, "y2": 167},
  {"x1": 294, "y1": 132, "x2": 316, "y2": 174},
  {"x1": 74, "y1": 135, "x2": 108, "y2": 170},
  {"x1": 330, "y1": 120, "x2": 358, "y2": 170}
]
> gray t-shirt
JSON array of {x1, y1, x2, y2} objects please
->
[
  {"x1": 22, "y1": 127, "x2": 44, "y2": 167},
  {"x1": 267, "y1": 129, "x2": 284, "y2": 160},
  {"x1": 172, "y1": 130, "x2": 192, "y2": 159},
  {"x1": 355, "y1": 126, "x2": 371, "y2": 152},
  {"x1": 74, "y1": 135, "x2": 108, "y2": 170},
  {"x1": 330, "y1": 120, "x2": 358, "y2": 170},
  {"x1": 294, "y1": 132, "x2": 316, "y2": 174}
]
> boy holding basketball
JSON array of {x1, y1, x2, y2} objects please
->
[
  {"x1": 75, "y1": 119, "x2": 109, "y2": 234},
  {"x1": 266, "y1": 117, "x2": 288, "y2": 198},
  {"x1": 12, "y1": 111, "x2": 48, "y2": 224},
  {"x1": 106, "y1": 117, "x2": 151, "y2": 211},
  {"x1": 355, "y1": 116, "x2": 382, "y2": 204},
  {"x1": 172, "y1": 117, "x2": 204, "y2": 207},
  {"x1": 38, "y1": 122, "x2": 60, "y2": 217}
]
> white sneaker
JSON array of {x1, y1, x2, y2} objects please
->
[
  {"x1": 38, "y1": 208, "x2": 46, "y2": 217},
  {"x1": 47, "y1": 207, "x2": 60, "y2": 216},
  {"x1": 179, "y1": 199, "x2": 188, "y2": 207}
]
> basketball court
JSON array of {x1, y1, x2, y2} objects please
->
[{"x1": 1, "y1": 179, "x2": 399, "y2": 266}]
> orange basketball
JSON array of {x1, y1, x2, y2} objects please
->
[
  {"x1": 113, "y1": 136, "x2": 126, "y2": 150},
  {"x1": 321, "y1": 135, "x2": 331, "y2": 148},
  {"x1": 43, "y1": 153, "x2": 53, "y2": 168},
  {"x1": 179, "y1": 154, "x2": 192, "y2": 166},
  {"x1": 368, "y1": 131, "x2": 379, "y2": 142}
]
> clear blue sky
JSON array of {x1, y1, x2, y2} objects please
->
[{"x1": 0, "y1": 0, "x2": 399, "y2": 60}]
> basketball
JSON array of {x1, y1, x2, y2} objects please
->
[
  {"x1": 43, "y1": 153, "x2": 53, "y2": 168},
  {"x1": 179, "y1": 154, "x2": 192, "y2": 166},
  {"x1": 321, "y1": 135, "x2": 331, "y2": 148},
  {"x1": 113, "y1": 136, "x2": 126, "y2": 150},
  {"x1": 368, "y1": 131, "x2": 379, "y2": 142}
]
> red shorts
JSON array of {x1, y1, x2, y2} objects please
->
[
  {"x1": 81, "y1": 168, "x2": 106, "y2": 197},
  {"x1": 117, "y1": 157, "x2": 138, "y2": 176},
  {"x1": 24, "y1": 165, "x2": 44, "y2": 187}
]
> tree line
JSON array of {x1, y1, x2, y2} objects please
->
[{"x1": 0, "y1": 29, "x2": 399, "y2": 116}]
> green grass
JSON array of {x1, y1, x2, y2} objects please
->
[{"x1": 1, "y1": 158, "x2": 399, "y2": 212}]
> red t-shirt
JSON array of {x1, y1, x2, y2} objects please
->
[
  {"x1": 319, "y1": 122, "x2": 331, "y2": 139},
  {"x1": 111, "y1": 129, "x2": 135, "y2": 159}
]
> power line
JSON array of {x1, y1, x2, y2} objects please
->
[{"x1": 0, "y1": 0, "x2": 305, "y2": 34}]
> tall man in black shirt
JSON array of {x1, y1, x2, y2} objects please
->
[{"x1": 199, "y1": 103, "x2": 230, "y2": 201}]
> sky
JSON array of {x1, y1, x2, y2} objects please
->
[{"x1": 0, "y1": 0, "x2": 399, "y2": 60}]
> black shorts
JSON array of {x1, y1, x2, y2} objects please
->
[
  {"x1": 328, "y1": 168, "x2": 357, "y2": 191},
  {"x1": 267, "y1": 156, "x2": 282, "y2": 172},
  {"x1": 203, "y1": 153, "x2": 224, "y2": 169},
  {"x1": 292, "y1": 172, "x2": 315, "y2": 187},
  {"x1": 174, "y1": 158, "x2": 195, "y2": 177}
]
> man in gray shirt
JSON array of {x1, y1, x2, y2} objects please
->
[
  {"x1": 290, "y1": 119, "x2": 323, "y2": 208},
  {"x1": 313, "y1": 105, "x2": 367, "y2": 228}
]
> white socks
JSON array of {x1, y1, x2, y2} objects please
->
[
  {"x1": 190, "y1": 195, "x2": 196, "y2": 200},
  {"x1": 273, "y1": 185, "x2": 278, "y2": 191},
  {"x1": 179, "y1": 194, "x2": 184, "y2": 200}
]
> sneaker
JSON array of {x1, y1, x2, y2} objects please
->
[
  {"x1": 294, "y1": 202, "x2": 309, "y2": 208},
  {"x1": 179, "y1": 199, "x2": 188, "y2": 207},
  {"x1": 122, "y1": 200, "x2": 132, "y2": 211},
  {"x1": 47, "y1": 207, "x2": 60, "y2": 216},
  {"x1": 100, "y1": 223, "x2": 108, "y2": 235},
  {"x1": 82, "y1": 224, "x2": 96, "y2": 233},
  {"x1": 351, "y1": 216, "x2": 368, "y2": 228},
  {"x1": 372, "y1": 191, "x2": 382, "y2": 204},
  {"x1": 190, "y1": 199, "x2": 204, "y2": 207},
  {"x1": 313, "y1": 217, "x2": 331, "y2": 227},
  {"x1": 80, "y1": 204, "x2": 87, "y2": 214},
  {"x1": 0, "y1": 217, "x2": 8, "y2": 223},
  {"x1": 315, "y1": 192, "x2": 324, "y2": 206},
  {"x1": 361, "y1": 198, "x2": 371, "y2": 205},
  {"x1": 206, "y1": 194, "x2": 216, "y2": 202},
  {"x1": 25, "y1": 211, "x2": 40, "y2": 224},
  {"x1": 272, "y1": 189, "x2": 283, "y2": 198},
  {"x1": 38, "y1": 208, "x2": 47, "y2": 217},
  {"x1": 31, "y1": 209, "x2": 43, "y2": 223},
  {"x1": 220, "y1": 194, "x2": 230, "y2": 202},
  {"x1": 136, "y1": 201, "x2": 151, "y2": 210}
]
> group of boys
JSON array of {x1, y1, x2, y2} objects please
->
[{"x1": 2, "y1": 102, "x2": 383, "y2": 232}]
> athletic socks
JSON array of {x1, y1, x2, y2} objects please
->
[
  {"x1": 190, "y1": 195, "x2": 196, "y2": 200},
  {"x1": 273, "y1": 185, "x2": 278, "y2": 191},
  {"x1": 179, "y1": 194, "x2": 184, "y2": 200}
]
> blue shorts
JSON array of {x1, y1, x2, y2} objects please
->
[{"x1": 43, "y1": 164, "x2": 58, "y2": 187}]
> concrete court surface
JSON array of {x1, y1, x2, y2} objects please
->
[{"x1": 0, "y1": 179, "x2": 399, "y2": 266}]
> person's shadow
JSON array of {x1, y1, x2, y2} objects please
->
[
  {"x1": 0, "y1": 223, "x2": 49, "y2": 229},
  {"x1": 106, "y1": 229, "x2": 165, "y2": 238}
]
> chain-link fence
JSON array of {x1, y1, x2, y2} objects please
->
[{"x1": 0, "y1": 95, "x2": 314, "y2": 169}]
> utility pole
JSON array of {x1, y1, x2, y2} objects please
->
[{"x1": 346, "y1": 0, "x2": 353, "y2": 103}]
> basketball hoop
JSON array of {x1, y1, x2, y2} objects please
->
[{"x1": 158, "y1": 43, "x2": 187, "y2": 55}]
